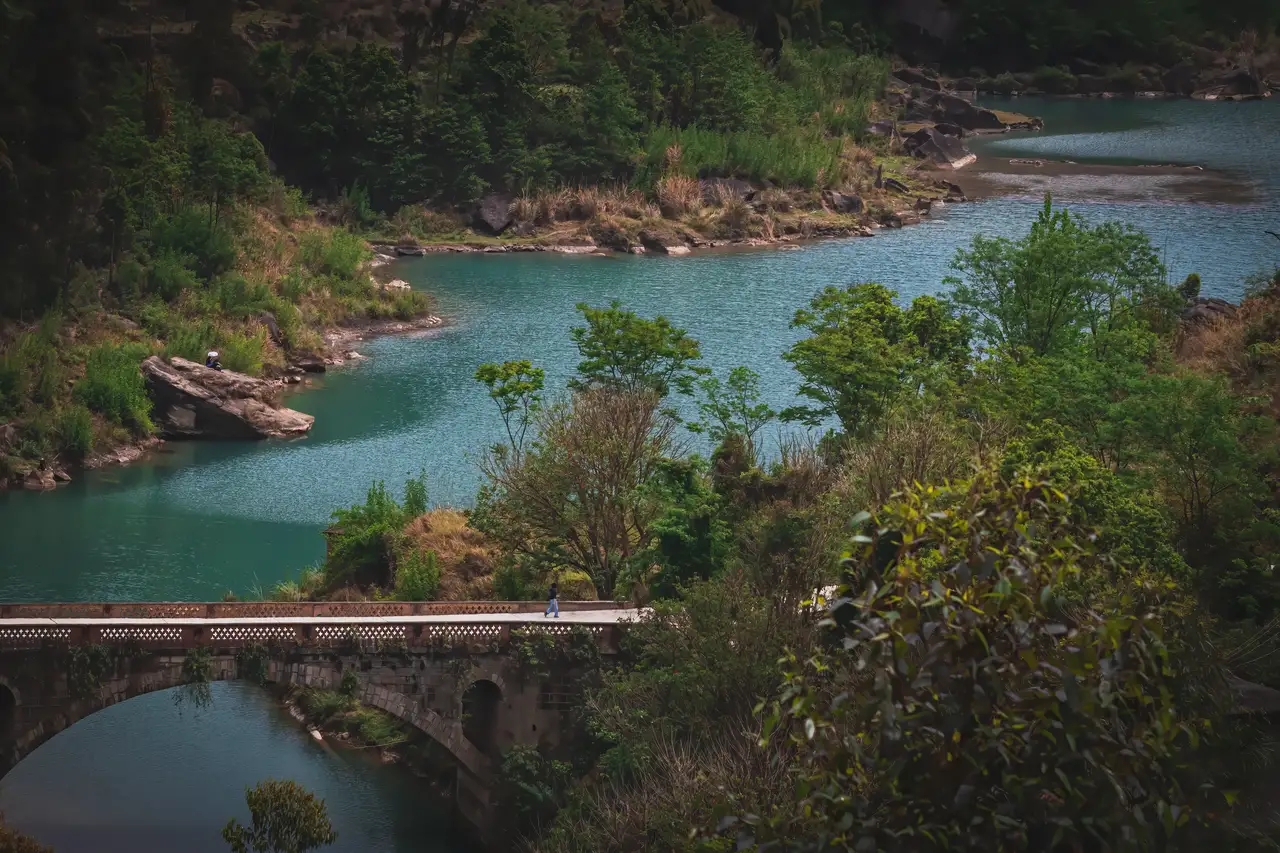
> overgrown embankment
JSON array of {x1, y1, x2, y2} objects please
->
[{"x1": 0, "y1": 199, "x2": 435, "y2": 490}]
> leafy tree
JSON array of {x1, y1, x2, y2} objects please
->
[
  {"x1": 276, "y1": 44, "x2": 435, "y2": 209},
  {"x1": 999, "y1": 423, "x2": 1190, "y2": 587},
  {"x1": 629, "y1": 457, "x2": 730, "y2": 598},
  {"x1": 475, "y1": 360, "x2": 546, "y2": 454},
  {"x1": 569, "y1": 301, "x2": 706, "y2": 398},
  {"x1": 947, "y1": 195, "x2": 1171, "y2": 358},
  {"x1": 1124, "y1": 372, "x2": 1260, "y2": 539},
  {"x1": 497, "y1": 745, "x2": 574, "y2": 839},
  {"x1": 570, "y1": 60, "x2": 642, "y2": 179},
  {"x1": 188, "y1": 119, "x2": 269, "y2": 224},
  {"x1": 222, "y1": 779, "x2": 337, "y2": 853},
  {"x1": 419, "y1": 102, "x2": 490, "y2": 204},
  {"x1": 480, "y1": 387, "x2": 677, "y2": 599},
  {"x1": 688, "y1": 366, "x2": 777, "y2": 461},
  {"x1": 748, "y1": 470, "x2": 1237, "y2": 852},
  {"x1": 782, "y1": 283, "x2": 970, "y2": 437},
  {"x1": 678, "y1": 23, "x2": 771, "y2": 132},
  {"x1": 459, "y1": 3, "x2": 568, "y2": 190}
]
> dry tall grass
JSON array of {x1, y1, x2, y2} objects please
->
[
  {"x1": 717, "y1": 195, "x2": 752, "y2": 236},
  {"x1": 656, "y1": 174, "x2": 702, "y2": 218},
  {"x1": 510, "y1": 185, "x2": 656, "y2": 226},
  {"x1": 401, "y1": 508, "x2": 497, "y2": 600}
]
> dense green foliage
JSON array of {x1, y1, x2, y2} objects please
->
[
  {"x1": 475, "y1": 360, "x2": 546, "y2": 454},
  {"x1": 569, "y1": 300, "x2": 707, "y2": 397},
  {"x1": 324, "y1": 473, "x2": 429, "y2": 590},
  {"x1": 449, "y1": 198, "x2": 1280, "y2": 851},
  {"x1": 222, "y1": 779, "x2": 337, "y2": 853},
  {"x1": 750, "y1": 474, "x2": 1230, "y2": 851}
]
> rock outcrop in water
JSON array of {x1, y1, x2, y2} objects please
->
[
  {"x1": 904, "y1": 127, "x2": 977, "y2": 170},
  {"x1": 141, "y1": 356, "x2": 314, "y2": 440}
]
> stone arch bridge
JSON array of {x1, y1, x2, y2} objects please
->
[{"x1": 0, "y1": 600, "x2": 638, "y2": 838}]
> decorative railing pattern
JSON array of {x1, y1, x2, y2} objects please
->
[
  {"x1": 0, "y1": 600, "x2": 622, "y2": 620},
  {"x1": 0, "y1": 621, "x2": 618, "y2": 650},
  {"x1": 0, "y1": 602, "x2": 634, "y2": 651}
]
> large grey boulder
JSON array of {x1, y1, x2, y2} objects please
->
[
  {"x1": 142, "y1": 356, "x2": 314, "y2": 440},
  {"x1": 924, "y1": 91, "x2": 1007, "y2": 131},
  {"x1": 905, "y1": 127, "x2": 977, "y2": 170},
  {"x1": 474, "y1": 193, "x2": 514, "y2": 234},
  {"x1": 639, "y1": 228, "x2": 691, "y2": 256},
  {"x1": 893, "y1": 67, "x2": 941, "y2": 91},
  {"x1": 1181, "y1": 297, "x2": 1237, "y2": 327},
  {"x1": 822, "y1": 190, "x2": 863, "y2": 214}
]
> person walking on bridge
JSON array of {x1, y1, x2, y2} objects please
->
[{"x1": 544, "y1": 580, "x2": 559, "y2": 618}]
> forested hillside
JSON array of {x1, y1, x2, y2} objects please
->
[
  {"x1": 837, "y1": 0, "x2": 1280, "y2": 72},
  {"x1": 0, "y1": 0, "x2": 926, "y2": 484}
]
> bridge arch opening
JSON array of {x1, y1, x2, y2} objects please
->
[{"x1": 461, "y1": 679, "x2": 502, "y2": 756}]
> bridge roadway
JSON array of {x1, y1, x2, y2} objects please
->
[
  {"x1": 0, "y1": 600, "x2": 645, "y2": 838},
  {"x1": 0, "y1": 601, "x2": 643, "y2": 648}
]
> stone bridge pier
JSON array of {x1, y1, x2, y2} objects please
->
[{"x1": 0, "y1": 601, "x2": 635, "y2": 840}]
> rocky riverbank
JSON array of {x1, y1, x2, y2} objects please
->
[
  {"x1": 370, "y1": 177, "x2": 974, "y2": 259},
  {"x1": 2, "y1": 307, "x2": 445, "y2": 493}
]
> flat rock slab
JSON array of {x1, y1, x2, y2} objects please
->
[{"x1": 142, "y1": 356, "x2": 314, "y2": 440}]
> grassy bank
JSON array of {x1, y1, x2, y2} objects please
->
[
  {"x1": 0, "y1": 201, "x2": 434, "y2": 488},
  {"x1": 361, "y1": 147, "x2": 956, "y2": 255}
]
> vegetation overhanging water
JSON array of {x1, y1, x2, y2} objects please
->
[{"x1": 2, "y1": 97, "x2": 1279, "y2": 852}]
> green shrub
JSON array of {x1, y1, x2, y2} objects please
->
[
  {"x1": 162, "y1": 321, "x2": 217, "y2": 364},
  {"x1": 279, "y1": 270, "x2": 314, "y2": 303},
  {"x1": 336, "y1": 183, "x2": 379, "y2": 228},
  {"x1": 218, "y1": 329, "x2": 267, "y2": 375},
  {"x1": 636, "y1": 126, "x2": 844, "y2": 189},
  {"x1": 56, "y1": 404, "x2": 95, "y2": 459},
  {"x1": 1031, "y1": 65, "x2": 1077, "y2": 93},
  {"x1": 114, "y1": 256, "x2": 149, "y2": 302},
  {"x1": 270, "y1": 182, "x2": 311, "y2": 223},
  {"x1": 497, "y1": 745, "x2": 574, "y2": 838},
  {"x1": 3, "y1": 319, "x2": 65, "y2": 410},
  {"x1": 74, "y1": 343, "x2": 153, "y2": 434},
  {"x1": 149, "y1": 207, "x2": 237, "y2": 281},
  {"x1": 325, "y1": 473, "x2": 428, "y2": 589},
  {"x1": 210, "y1": 274, "x2": 273, "y2": 318},
  {"x1": 339, "y1": 670, "x2": 360, "y2": 698},
  {"x1": 754, "y1": 471, "x2": 1232, "y2": 851},
  {"x1": 299, "y1": 687, "x2": 352, "y2": 721},
  {"x1": 989, "y1": 72, "x2": 1019, "y2": 94},
  {"x1": 1104, "y1": 64, "x2": 1145, "y2": 92},
  {"x1": 1180, "y1": 272, "x2": 1202, "y2": 301},
  {"x1": 148, "y1": 249, "x2": 200, "y2": 301},
  {"x1": 270, "y1": 298, "x2": 304, "y2": 350},
  {"x1": 349, "y1": 707, "x2": 402, "y2": 745},
  {"x1": 299, "y1": 230, "x2": 369, "y2": 284},
  {"x1": 393, "y1": 548, "x2": 441, "y2": 601}
]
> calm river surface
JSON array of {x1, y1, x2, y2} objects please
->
[{"x1": 0, "y1": 97, "x2": 1277, "y2": 851}]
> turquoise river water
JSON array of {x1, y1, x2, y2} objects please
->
[{"x1": 0, "y1": 97, "x2": 1277, "y2": 851}]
